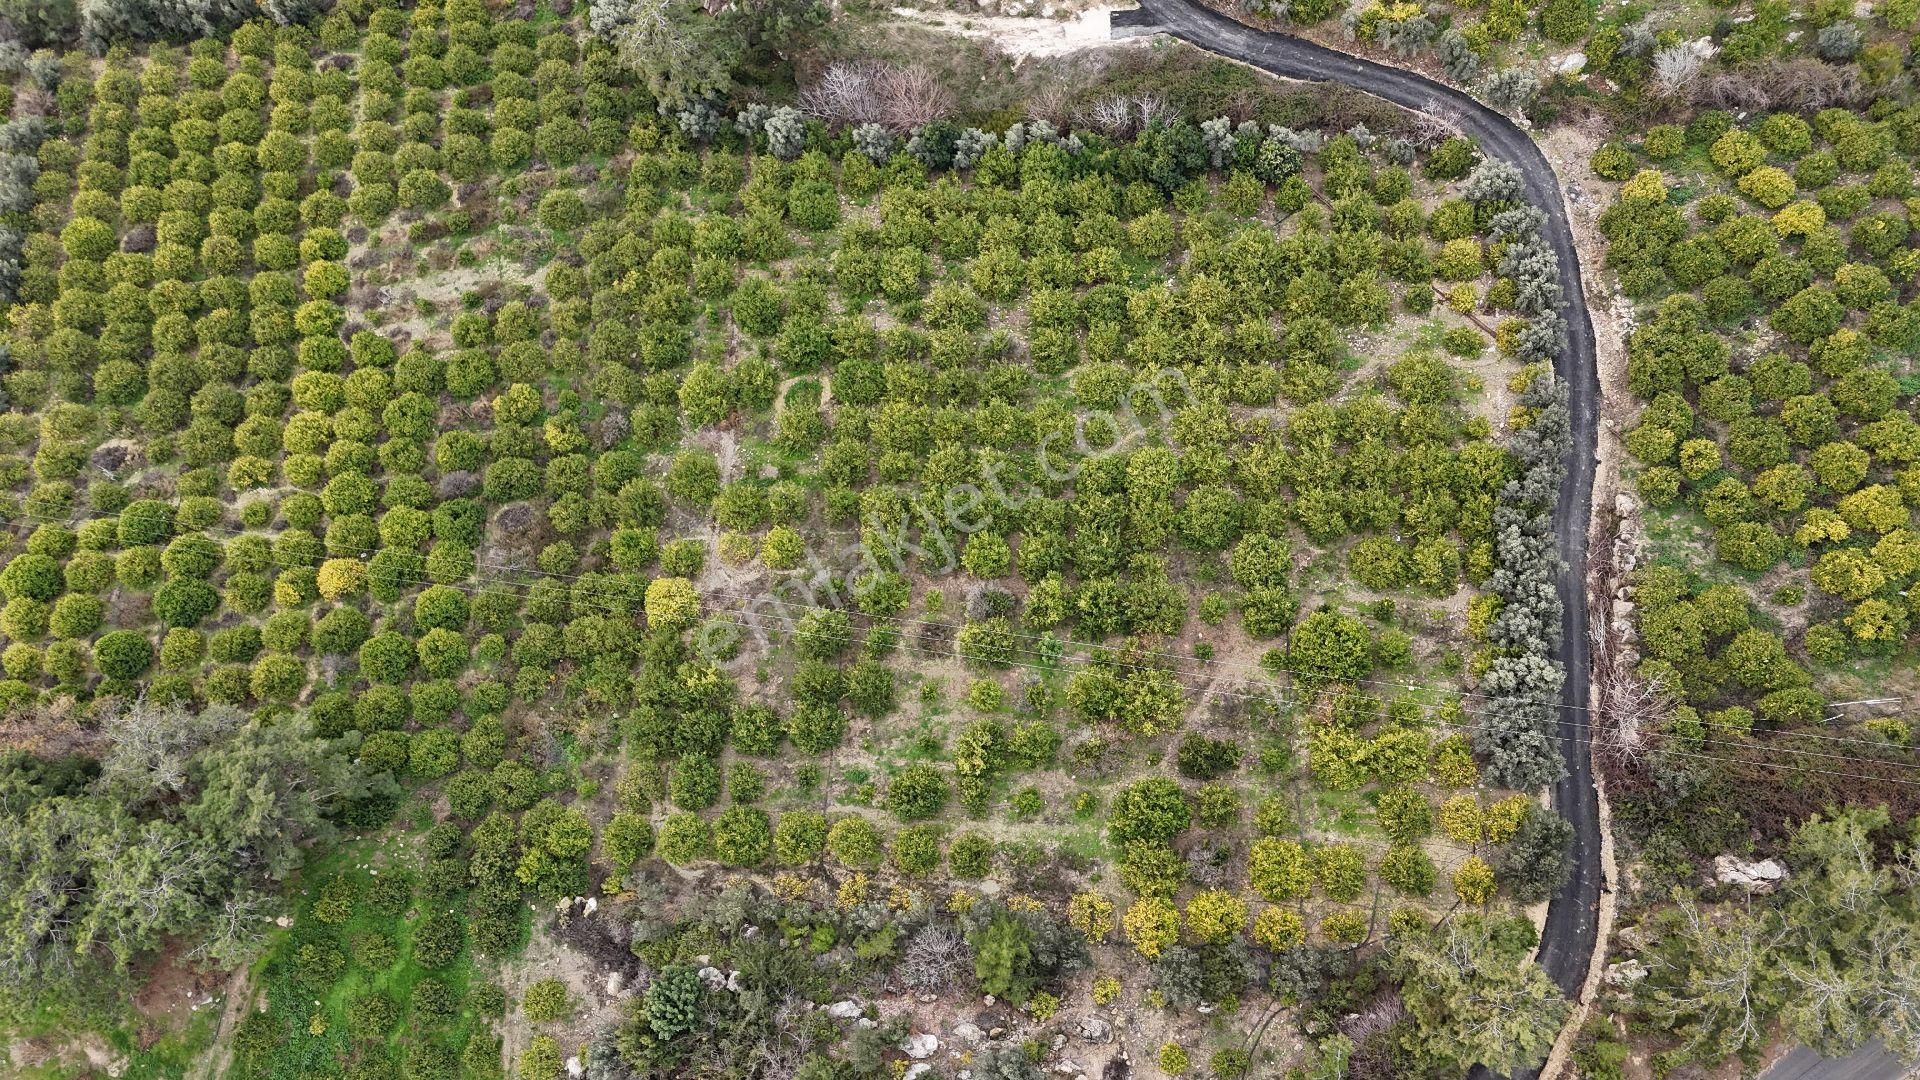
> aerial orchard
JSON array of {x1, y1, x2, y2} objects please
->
[
  {"x1": 1598, "y1": 113, "x2": 1920, "y2": 700},
  {"x1": 0, "y1": 0, "x2": 1577, "y2": 1073}
]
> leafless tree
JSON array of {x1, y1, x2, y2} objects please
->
[
  {"x1": 1618, "y1": 17, "x2": 1658, "y2": 58},
  {"x1": 1133, "y1": 92, "x2": 1176, "y2": 130},
  {"x1": 1693, "y1": 59, "x2": 1866, "y2": 114},
  {"x1": 1592, "y1": 637, "x2": 1669, "y2": 773},
  {"x1": 1078, "y1": 94, "x2": 1136, "y2": 138},
  {"x1": 1586, "y1": 548, "x2": 1667, "y2": 774},
  {"x1": 0, "y1": 693, "x2": 101, "y2": 765},
  {"x1": 1025, "y1": 80, "x2": 1075, "y2": 129},
  {"x1": 1183, "y1": 837, "x2": 1233, "y2": 887},
  {"x1": 1342, "y1": 992, "x2": 1411, "y2": 1080},
  {"x1": 1073, "y1": 92, "x2": 1176, "y2": 139},
  {"x1": 9, "y1": 86, "x2": 51, "y2": 119},
  {"x1": 1407, "y1": 106, "x2": 1463, "y2": 149},
  {"x1": 1696, "y1": 70, "x2": 1771, "y2": 112},
  {"x1": 98, "y1": 699, "x2": 247, "y2": 805},
  {"x1": 749, "y1": 995, "x2": 815, "y2": 1080},
  {"x1": 799, "y1": 61, "x2": 880, "y2": 126},
  {"x1": 871, "y1": 64, "x2": 954, "y2": 132},
  {"x1": 1652, "y1": 43, "x2": 1707, "y2": 99},
  {"x1": 1770, "y1": 59, "x2": 1865, "y2": 109},
  {"x1": 896, "y1": 923, "x2": 971, "y2": 994}
]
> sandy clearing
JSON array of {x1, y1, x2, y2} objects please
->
[{"x1": 886, "y1": 5, "x2": 1135, "y2": 61}]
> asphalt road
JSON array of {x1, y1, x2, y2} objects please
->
[
  {"x1": 1760, "y1": 1045, "x2": 1912, "y2": 1080},
  {"x1": 1112, "y1": 2, "x2": 1605, "y2": 1075}
]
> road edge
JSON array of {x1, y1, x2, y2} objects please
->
[{"x1": 1109, "y1": 5, "x2": 1607, "y2": 1075}]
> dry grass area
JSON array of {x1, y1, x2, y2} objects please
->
[{"x1": 809, "y1": 18, "x2": 1420, "y2": 134}]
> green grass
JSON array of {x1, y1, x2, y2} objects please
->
[
  {"x1": 240, "y1": 832, "x2": 493, "y2": 1080},
  {"x1": 1309, "y1": 788, "x2": 1378, "y2": 837},
  {"x1": 1057, "y1": 828, "x2": 1111, "y2": 864},
  {"x1": 118, "y1": 1006, "x2": 223, "y2": 1080}
]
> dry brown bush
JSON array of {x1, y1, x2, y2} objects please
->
[
  {"x1": 1693, "y1": 59, "x2": 1867, "y2": 112},
  {"x1": 799, "y1": 61, "x2": 955, "y2": 131},
  {"x1": 1077, "y1": 94, "x2": 1136, "y2": 138},
  {"x1": 871, "y1": 64, "x2": 955, "y2": 131},
  {"x1": 798, "y1": 61, "x2": 881, "y2": 126}
]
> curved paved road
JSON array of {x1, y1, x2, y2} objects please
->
[
  {"x1": 1759, "y1": 1044, "x2": 1907, "y2": 1080},
  {"x1": 1113, "y1": 1, "x2": 1603, "y2": 1073}
]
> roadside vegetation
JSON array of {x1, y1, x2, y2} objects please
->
[
  {"x1": 1572, "y1": 0, "x2": 1920, "y2": 1073},
  {"x1": 0, "y1": 0, "x2": 1915, "y2": 1072},
  {"x1": 0, "y1": 0, "x2": 1595, "y2": 1075}
]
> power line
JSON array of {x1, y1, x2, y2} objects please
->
[
  {"x1": 716, "y1": 606, "x2": 1920, "y2": 788},
  {"x1": 705, "y1": 577, "x2": 1911, "y2": 752},
  {"x1": 8, "y1": 504, "x2": 1918, "y2": 785},
  {"x1": 12, "y1": 497, "x2": 1901, "y2": 753}
]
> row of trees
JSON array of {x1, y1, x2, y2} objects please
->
[
  {"x1": 590, "y1": 879, "x2": 1571, "y2": 1079},
  {"x1": 1605, "y1": 112, "x2": 1920, "y2": 696},
  {"x1": 1575, "y1": 0, "x2": 1920, "y2": 117},
  {"x1": 1433, "y1": 159, "x2": 1577, "y2": 796},
  {"x1": 0, "y1": 104, "x2": 1533, "y2": 713},
  {"x1": 0, "y1": 22, "x2": 1568, "y2": 1080},
  {"x1": 0, "y1": 0, "x2": 324, "y2": 51}
]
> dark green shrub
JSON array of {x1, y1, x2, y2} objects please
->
[{"x1": 93, "y1": 630, "x2": 153, "y2": 680}]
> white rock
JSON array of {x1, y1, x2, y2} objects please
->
[
  {"x1": 583, "y1": 897, "x2": 598, "y2": 916},
  {"x1": 903, "y1": 1033, "x2": 940, "y2": 1060},
  {"x1": 565, "y1": 1057, "x2": 585, "y2": 1078},
  {"x1": 1075, "y1": 1016, "x2": 1110, "y2": 1042},
  {"x1": 826, "y1": 999, "x2": 864, "y2": 1020},
  {"x1": 606, "y1": 971, "x2": 626, "y2": 997},
  {"x1": 274, "y1": 915, "x2": 294, "y2": 928},
  {"x1": 1051, "y1": 1034, "x2": 1067, "y2": 1051},
  {"x1": 726, "y1": 970, "x2": 745, "y2": 992},
  {"x1": 905, "y1": 1065, "x2": 933, "y2": 1080},
  {"x1": 697, "y1": 966, "x2": 726, "y2": 991},
  {"x1": 953, "y1": 1023, "x2": 986, "y2": 1044},
  {"x1": 1054, "y1": 1063, "x2": 1083, "y2": 1077},
  {"x1": 857, "y1": 1017, "x2": 878, "y2": 1029},
  {"x1": 1615, "y1": 491, "x2": 1640, "y2": 518},
  {"x1": 1714, "y1": 855, "x2": 1788, "y2": 894},
  {"x1": 1603, "y1": 959, "x2": 1649, "y2": 988},
  {"x1": 1554, "y1": 52, "x2": 1587, "y2": 75}
]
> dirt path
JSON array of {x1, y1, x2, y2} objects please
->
[{"x1": 186, "y1": 965, "x2": 254, "y2": 1080}]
